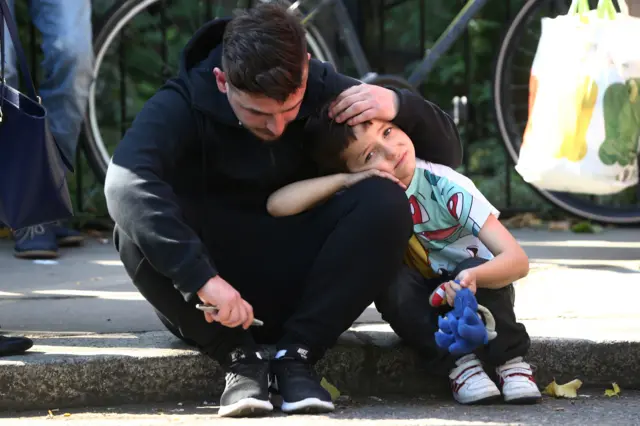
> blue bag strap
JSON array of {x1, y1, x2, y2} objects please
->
[
  {"x1": 1, "y1": 5, "x2": 4, "y2": 85},
  {"x1": 0, "y1": 0, "x2": 39, "y2": 102}
]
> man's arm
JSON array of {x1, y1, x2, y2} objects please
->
[
  {"x1": 104, "y1": 86, "x2": 216, "y2": 302},
  {"x1": 391, "y1": 89, "x2": 463, "y2": 169}
]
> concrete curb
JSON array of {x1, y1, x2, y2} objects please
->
[{"x1": 1, "y1": 328, "x2": 638, "y2": 412}]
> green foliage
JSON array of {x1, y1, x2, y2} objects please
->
[
  {"x1": 19, "y1": 0, "x2": 635, "y2": 220},
  {"x1": 359, "y1": 0, "x2": 547, "y2": 212}
]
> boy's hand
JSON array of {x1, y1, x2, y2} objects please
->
[
  {"x1": 329, "y1": 84, "x2": 399, "y2": 126},
  {"x1": 455, "y1": 269, "x2": 478, "y2": 295},
  {"x1": 444, "y1": 280, "x2": 462, "y2": 306},
  {"x1": 444, "y1": 270, "x2": 477, "y2": 306},
  {"x1": 343, "y1": 170, "x2": 407, "y2": 189}
]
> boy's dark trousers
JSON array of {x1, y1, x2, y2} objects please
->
[{"x1": 375, "y1": 257, "x2": 530, "y2": 376}]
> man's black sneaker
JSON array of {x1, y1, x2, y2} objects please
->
[
  {"x1": 218, "y1": 346, "x2": 273, "y2": 418},
  {"x1": 270, "y1": 344, "x2": 335, "y2": 414},
  {"x1": 0, "y1": 335, "x2": 33, "y2": 357}
]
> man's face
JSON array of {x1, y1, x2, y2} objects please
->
[
  {"x1": 342, "y1": 120, "x2": 416, "y2": 186},
  {"x1": 214, "y1": 67, "x2": 308, "y2": 141}
]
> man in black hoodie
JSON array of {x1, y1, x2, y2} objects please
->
[{"x1": 105, "y1": 2, "x2": 461, "y2": 418}]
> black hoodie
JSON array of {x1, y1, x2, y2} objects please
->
[{"x1": 104, "y1": 18, "x2": 462, "y2": 301}]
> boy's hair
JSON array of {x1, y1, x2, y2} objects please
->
[
  {"x1": 222, "y1": 2, "x2": 307, "y2": 103},
  {"x1": 305, "y1": 100, "x2": 370, "y2": 173}
]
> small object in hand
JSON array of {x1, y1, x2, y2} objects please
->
[
  {"x1": 195, "y1": 304, "x2": 264, "y2": 327},
  {"x1": 430, "y1": 281, "x2": 497, "y2": 356}
]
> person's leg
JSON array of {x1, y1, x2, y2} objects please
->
[
  {"x1": 474, "y1": 285, "x2": 530, "y2": 365},
  {"x1": 189, "y1": 176, "x2": 412, "y2": 355},
  {"x1": 266, "y1": 177, "x2": 412, "y2": 413},
  {"x1": 1, "y1": 0, "x2": 17, "y2": 88},
  {"x1": 114, "y1": 228, "x2": 255, "y2": 361},
  {"x1": 1, "y1": 3, "x2": 41, "y2": 350},
  {"x1": 0, "y1": 335, "x2": 33, "y2": 357},
  {"x1": 11, "y1": 0, "x2": 92, "y2": 257},
  {"x1": 377, "y1": 257, "x2": 503, "y2": 405},
  {"x1": 374, "y1": 264, "x2": 455, "y2": 374},
  {"x1": 29, "y1": 0, "x2": 93, "y2": 163},
  {"x1": 116, "y1": 177, "x2": 411, "y2": 415},
  {"x1": 167, "y1": 177, "x2": 411, "y2": 413},
  {"x1": 451, "y1": 258, "x2": 540, "y2": 404},
  {"x1": 114, "y1": 227, "x2": 273, "y2": 418},
  {"x1": 278, "y1": 177, "x2": 412, "y2": 356}
]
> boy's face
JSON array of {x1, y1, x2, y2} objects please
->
[{"x1": 342, "y1": 119, "x2": 416, "y2": 186}]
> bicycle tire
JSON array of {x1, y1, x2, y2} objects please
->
[
  {"x1": 493, "y1": 0, "x2": 640, "y2": 224},
  {"x1": 83, "y1": 0, "x2": 338, "y2": 183}
]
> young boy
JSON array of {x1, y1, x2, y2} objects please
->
[{"x1": 267, "y1": 101, "x2": 542, "y2": 405}]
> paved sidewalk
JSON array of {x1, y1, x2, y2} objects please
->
[
  {"x1": 1, "y1": 228, "x2": 639, "y2": 338},
  {"x1": 1, "y1": 228, "x2": 639, "y2": 411},
  {"x1": 4, "y1": 392, "x2": 640, "y2": 425}
]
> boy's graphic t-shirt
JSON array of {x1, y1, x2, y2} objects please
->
[{"x1": 405, "y1": 159, "x2": 500, "y2": 277}]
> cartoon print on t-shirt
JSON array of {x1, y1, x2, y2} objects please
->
[
  {"x1": 406, "y1": 168, "x2": 494, "y2": 276},
  {"x1": 412, "y1": 170, "x2": 481, "y2": 248},
  {"x1": 427, "y1": 237, "x2": 490, "y2": 276},
  {"x1": 409, "y1": 195, "x2": 429, "y2": 226}
]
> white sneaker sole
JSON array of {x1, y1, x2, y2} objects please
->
[
  {"x1": 455, "y1": 386, "x2": 502, "y2": 405},
  {"x1": 217, "y1": 398, "x2": 273, "y2": 418},
  {"x1": 504, "y1": 388, "x2": 542, "y2": 404},
  {"x1": 281, "y1": 398, "x2": 335, "y2": 414}
]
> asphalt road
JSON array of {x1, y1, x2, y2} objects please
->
[{"x1": 1, "y1": 392, "x2": 638, "y2": 425}]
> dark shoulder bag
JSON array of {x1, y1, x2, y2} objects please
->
[{"x1": 0, "y1": 0, "x2": 74, "y2": 230}]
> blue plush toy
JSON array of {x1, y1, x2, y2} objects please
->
[{"x1": 429, "y1": 282, "x2": 497, "y2": 356}]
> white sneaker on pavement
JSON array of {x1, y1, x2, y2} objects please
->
[
  {"x1": 449, "y1": 354, "x2": 501, "y2": 405},
  {"x1": 496, "y1": 357, "x2": 542, "y2": 404}
]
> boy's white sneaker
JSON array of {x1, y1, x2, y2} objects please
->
[
  {"x1": 496, "y1": 357, "x2": 542, "y2": 404},
  {"x1": 449, "y1": 354, "x2": 501, "y2": 405}
]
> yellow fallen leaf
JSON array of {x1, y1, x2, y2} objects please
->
[
  {"x1": 604, "y1": 382, "x2": 621, "y2": 397},
  {"x1": 64, "y1": 413, "x2": 71, "y2": 417},
  {"x1": 543, "y1": 379, "x2": 582, "y2": 398},
  {"x1": 320, "y1": 377, "x2": 341, "y2": 401}
]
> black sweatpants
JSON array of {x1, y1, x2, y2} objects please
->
[
  {"x1": 375, "y1": 257, "x2": 530, "y2": 376},
  {"x1": 115, "y1": 177, "x2": 412, "y2": 364}
]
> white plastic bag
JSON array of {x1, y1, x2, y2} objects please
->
[{"x1": 517, "y1": 0, "x2": 640, "y2": 195}]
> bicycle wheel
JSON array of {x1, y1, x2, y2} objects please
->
[
  {"x1": 493, "y1": 0, "x2": 640, "y2": 224},
  {"x1": 83, "y1": 0, "x2": 337, "y2": 183}
]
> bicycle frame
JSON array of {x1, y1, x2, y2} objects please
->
[
  {"x1": 289, "y1": 0, "x2": 491, "y2": 86},
  {"x1": 406, "y1": 0, "x2": 491, "y2": 86}
]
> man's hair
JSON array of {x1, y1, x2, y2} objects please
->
[
  {"x1": 222, "y1": 2, "x2": 307, "y2": 102},
  {"x1": 305, "y1": 100, "x2": 370, "y2": 174}
]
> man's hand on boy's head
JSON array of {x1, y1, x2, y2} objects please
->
[{"x1": 329, "y1": 84, "x2": 400, "y2": 126}]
